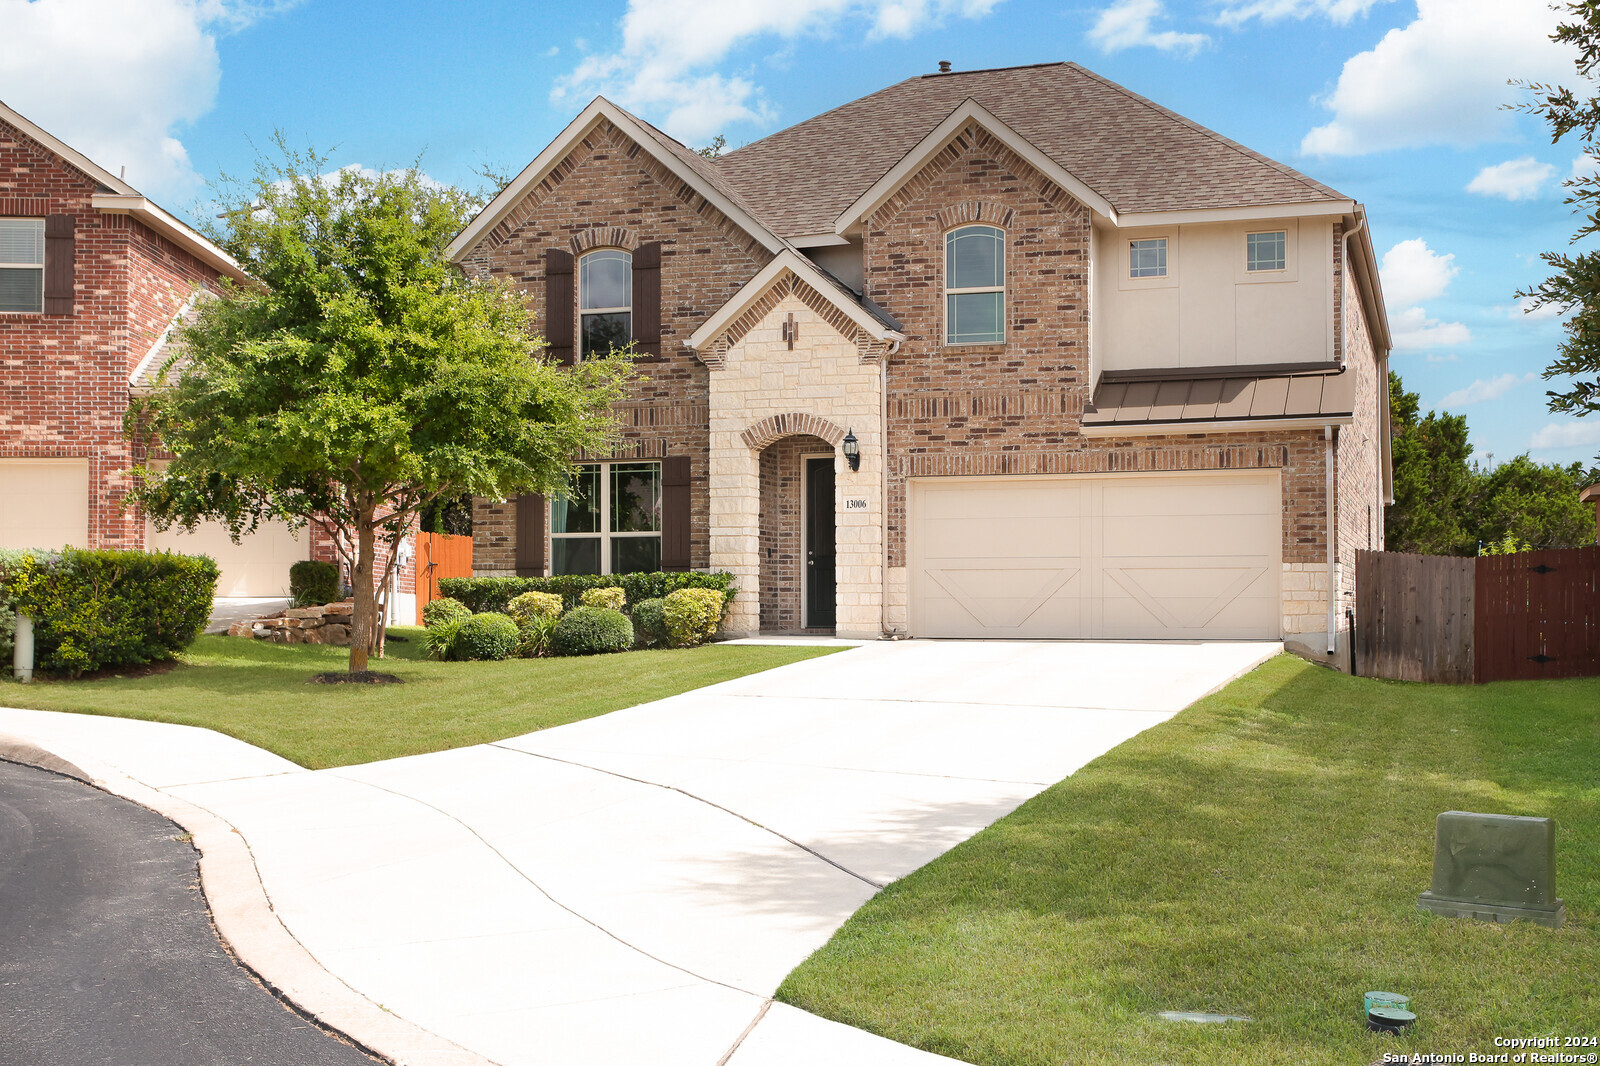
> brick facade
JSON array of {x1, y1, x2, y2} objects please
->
[{"x1": 1, "y1": 117, "x2": 219, "y2": 551}]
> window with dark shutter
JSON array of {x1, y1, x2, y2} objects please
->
[
  {"x1": 545, "y1": 249, "x2": 574, "y2": 365},
  {"x1": 514, "y1": 493, "x2": 547, "y2": 576},
  {"x1": 43, "y1": 214, "x2": 74, "y2": 316},
  {"x1": 633, "y1": 242, "x2": 661, "y2": 359},
  {"x1": 660, "y1": 455, "x2": 691, "y2": 571}
]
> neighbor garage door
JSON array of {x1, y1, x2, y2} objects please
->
[
  {"x1": 909, "y1": 471, "x2": 1281, "y2": 639},
  {"x1": 148, "y1": 519, "x2": 307, "y2": 598},
  {"x1": 0, "y1": 458, "x2": 90, "y2": 550}
]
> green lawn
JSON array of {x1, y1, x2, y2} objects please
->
[
  {"x1": 777, "y1": 655, "x2": 1599, "y2": 1066},
  {"x1": 0, "y1": 628, "x2": 837, "y2": 769}
]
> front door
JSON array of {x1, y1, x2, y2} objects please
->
[{"x1": 805, "y1": 456, "x2": 836, "y2": 629}]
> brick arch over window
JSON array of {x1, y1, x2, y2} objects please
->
[
  {"x1": 570, "y1": 226, "x2": 638, "y2": 254},
  {"x1": 936, "y1": 201, "x2": 1016, "y2": 231},
  {"x1": 741, "y1": 413, "x2": 846, "y2": 451}
]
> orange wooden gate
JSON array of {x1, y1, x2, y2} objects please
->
[{"x1": 415, "y1": 531, "x2": 474, "y2": 625}]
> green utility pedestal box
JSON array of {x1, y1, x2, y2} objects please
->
[{"x1": 1418, "y1": 812, "x2": 1565, "y2": 929}]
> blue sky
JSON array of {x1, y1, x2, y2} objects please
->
[{"x1": 4, "y1": 0, "x2": 1596, "y2": 468}]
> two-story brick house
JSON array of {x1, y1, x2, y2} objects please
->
[
  {"x1": 0, "y1": 101, "x2": 417, "y2": 617},
  {"x1": 452, "y1": 61, "x2": 1392, "y2": 648}
]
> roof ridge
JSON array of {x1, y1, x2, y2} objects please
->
[
  {"x1": 1063, "y1": 62, "x2": 1343, "y2": 203},
  {"x1": 919, "y1": 60, "x2": 1066, "y2": 79}
]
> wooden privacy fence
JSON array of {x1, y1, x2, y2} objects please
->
[
  {"x1": 1355, "y1": 545, "x2": 1599, "y2": 683},
  {"x1": 414, "y1": 531, "x2": 474, "y2": 625}
]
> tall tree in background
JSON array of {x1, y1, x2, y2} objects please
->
[
  {"x1": 1386, "y1": 372, "x2": 1477, "y2": 555},
  {"x1": 129, "y1": 148, "x2": 630, "y2": 674},
  {"x1": 1515, "y1": 1, "x2": 1600, "y2": 457}
]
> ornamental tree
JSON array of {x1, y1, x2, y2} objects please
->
[{"x1": 129, "y1": 148, "x2": 630, "y2": 673}]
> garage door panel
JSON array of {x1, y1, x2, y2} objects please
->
[
  {"x1": 148, "y1": 519, "x2": 306, "y2": 598},
  {"x1": 910, "y1": 473, "x2": 1280, "y2": 640}
]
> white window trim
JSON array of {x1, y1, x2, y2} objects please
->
[
  {"x1": 1117, "y1": 228, "x2": 1178, "y2": 291},
  {"x1": 1245, "y1": 230, "x2": 1288, "y2": 273},
  {"x1": 0, "y1": 217, "x2": 45, "y2": 314},
  {"x1": 943, "y1": 224, "x2": 1005, "y2": 346},
  {"x1": 1128, "y1": 237, "x2": 1169, "y2": 279},
  {"x1": 1237, "y1": 221, "x2": 1298, "y2": 284},
  {"x1": 550, "y1": 459, "x2": 661, "y2": 575},
  {"x1": 578, "y1": 248, "x2": 632, "y2": 360}
]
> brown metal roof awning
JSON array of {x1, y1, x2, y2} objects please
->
[{"x1": 1082, "y1": 362, "x2": 1355, "y2": 432}]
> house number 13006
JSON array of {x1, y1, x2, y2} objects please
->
[{"x1": 842, "y1": 497, "x2": 869, "y2": 511}]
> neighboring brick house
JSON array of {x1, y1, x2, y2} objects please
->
[
  {"x1": 0, "y1": 101, "x2": 416, "y2": 619},
  {"x1": 451, "y1": 61, "x2": 1393, "y2": 648}
]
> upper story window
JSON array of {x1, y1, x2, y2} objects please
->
[
  {"x1": 579, "y1": 249, "x2": 631, "y2": 358},
  {"x1": 1247, "y1": 230, "x2": 1286, "y2": 272},
  {"x1": 551, "y1": 460, "x2": 662, "y2": 575},
  {"x1": 0, "y1": 218, "x2": 45, "y2": 313},
  {"x1": 945, "y1": 224, "x2": 1004, "y2": 345},
  {"x1": 1129, "y1": 238, "x2": 1168, "y2": 279}
]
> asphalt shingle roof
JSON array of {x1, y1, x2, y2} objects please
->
[{"x1": 711, "y1": 62, "x2": 1346, "y2": 238}]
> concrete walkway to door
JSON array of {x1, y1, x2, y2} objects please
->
[{"x1": 0, "y1": 640, "x2": 1278, "y2": 1066}]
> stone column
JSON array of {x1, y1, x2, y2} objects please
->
[{"x1": 709, "y1": 432, "x2": 761, "y2": 637}]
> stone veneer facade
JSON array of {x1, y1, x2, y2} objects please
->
[{"x1": 461, "y1": 115, "x2": 1385, "y2": 641}]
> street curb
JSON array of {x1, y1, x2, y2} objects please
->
[{"x1": 0, "y1": 729, "x2": 499, "y2": 1066}]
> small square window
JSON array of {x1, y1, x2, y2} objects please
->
[
  {"x1": 1247, "y1": 231, "x2": 1286, "y2": 272},
  {"x1": 1129, "y1": 238, "x2": 1167, "y2": 279}
]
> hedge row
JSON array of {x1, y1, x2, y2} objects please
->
[
  {"x1": 0, "y1": 548, "x2": 218, "y2": 675},
  {"x1": 439, "y1": 571, "x2": 735, "y2": 614}
]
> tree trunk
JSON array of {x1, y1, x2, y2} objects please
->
[{"x1": 348, "y1": 512, "x2": 377, "y2": 673}]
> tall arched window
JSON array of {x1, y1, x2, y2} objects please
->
[
  {"x1": 944, "y1": 225, "x2": 1004, "y2": 345},
  {"x1": 579, "y1": 249, "x2": 631, "y2": 358}
]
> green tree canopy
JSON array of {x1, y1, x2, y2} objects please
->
[{"x1": 129, "y1": 147, "x2": 630, "y2": 672}]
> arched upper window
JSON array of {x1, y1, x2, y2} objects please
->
[
  {"x1": 944, "y1": 225, "x2": 1004, "y2": 345},
  {"x1": 579, "y1": 249, "x2": 631, "y2": 358}
]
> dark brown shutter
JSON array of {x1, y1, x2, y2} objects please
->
[
  {"x1": 660, "y1": 456, "x2": 691, "y2": 571},
  {"x1": 545, "y1": 249, "x2": 574, "y2": 365},
  {"x1": 633, "y1": 241, "x2": 661, "y2": 359},
  {"x1": 514, "y1": 493, "x2": 546, "y2": 576},
  {"x1": 44, "y1": 214, "x2": 74, "y2": 316}
]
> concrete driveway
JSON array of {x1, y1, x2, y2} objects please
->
[{"x1": 0, "y1": 639, "x2": 1277, "y2": 1066}]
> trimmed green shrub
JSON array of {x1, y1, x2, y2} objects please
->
[
  {"x1": 422, "y1": 596, "x2": 470, "y2": 629},
  {"x1": 289, "y1": 559, "x2": 340, "y2": 607},
  {"x1": 455, "y1": 613, "x2": 519, "y2": 662},
  {"x1": 630, "y1": 597, "x2": 668, "y2": 648},
  {"x1": 550, "y1": 606, "x2": 634, "y2": 656},
  {"x1": 508, "y1": 591, "x2": 562, "y2": 624},
  {"x1": 516, "y1": 614, "x2": 561, "y2": 658},
  {"x1": 663, "y1": 588, "x2": 723, "y2": 648},
  {"x1": 439, "y1": 571, "x2": 734, "y2": 614},
  {"x1": 0, "y1": 548, "x2": 218, "y2": 675},
  {"x1": 580, "y1": 586, "x2": 627, "y2": 611}
]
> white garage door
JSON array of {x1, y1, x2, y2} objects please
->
[
  {"x1": 0, "y1": 458, "x2": 90, "y2": 550},
  {"x1": 148, "y1": 519, "x2": 307, "y2": 598},
  {"x1": 909, "y1": 471, "x2": 1281, "y2": 639}
]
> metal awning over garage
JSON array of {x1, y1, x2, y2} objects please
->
[{"x1": 909, "y1": 471, "x2": 1281, "y2": 639}]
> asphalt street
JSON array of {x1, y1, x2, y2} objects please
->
[{"x1": 0, "y1": 758, "x2": 380, "y2": 1066}]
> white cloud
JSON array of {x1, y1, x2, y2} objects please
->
[
  {"x1": 1466, "y1": 157, "x2": 1556, "y2": 201},
  {"x1": 1301, "y1": 0, "x2": 1577, "y2": 156},
  {"x1": 1381, "y1": 238, "x2": 1457, "y2": 309},
  {"x1": 553, "y1": 0, "x2": 1000, "y2": 142},
  {"x1": 1215, "y1": 0, "x2": 1388, "y2": 28},
  {"x1": 1513, "y1": 295, "x2": 1564, "y2": 320},
  {"x1": 1529, "y1": 420, "x2": 1600, "y2": 449},
  {"x1": 1089, "y1": 0, "x2": 1208, "y2": 55},
  {"x1": 1426, "y1": 353, "x2": 1459, "y2": 363},
  {"x1": 1439, "y1": 372, "x2": 1536, "y2": 408},
  {"x1": 1572, "y1": 153, "x2": 1600, "y2": 178},
  {"x1": 1391, "y1": 306, "x2": 1472, "y2": 350},
  {"x1": 0, "y1": 0, "x2": 295, "y2": 203}
]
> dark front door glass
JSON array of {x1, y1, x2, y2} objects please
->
[{"x1": 805, "y1": 457, "x2": 836, "y2": 629}]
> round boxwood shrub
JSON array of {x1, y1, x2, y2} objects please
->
[
  {"x1": 508, "y1": 590, "x2": 562, "y2": 624},
  {"x1": 423, "y1": 596, "x2": 470, "y2": 629},
  {"x1": 630, "y1": 597, "x2": 668, "y2": 648},
  {"x1": 550, "y1": 606, "x2": 634, "y2": 656},
  {"x1": 289, "y1": 559, "x2": 340, "y2": 607},
  {"x1": 580, "y1": 586, "x2": 627, "y2": 612},
  {"x1": 663, "y1": 587, "x2": 724, "y2": 648},
  {"x1": 454, "y1": 612, "x2": 519, "y2": 661}
]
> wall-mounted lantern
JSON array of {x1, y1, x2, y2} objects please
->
[{"x1": 842, "y1": 428, "x2": 861, "y2": 472}]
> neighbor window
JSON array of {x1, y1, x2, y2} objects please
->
[
  {"x1": 945, "y1": 224, "x2": 1004, "y2": 345},
  {"x1": 1129, "y1": 237, "x2": 1168, "y2": 279},
  {"x1": 1247, "y1": 231, "x2": 1286, "y2": 272},
  {"x1": 550, "y1": 461, "x2": 661, "y2": 575},
  {"x1": 0, "y1": 218, "x2": 44, "y2": 313},
  {"x1": 579, "y1": 249, "x2": 631, "y2": 358}
]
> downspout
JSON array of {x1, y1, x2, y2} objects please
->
[
  {"x1": 1326, "y1": 424, "x2": 1338, "y2": 655},
  {"x1": 881, "y1": 341, "x2": 898, "y2": 637}
]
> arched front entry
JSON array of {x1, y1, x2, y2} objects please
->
[{"x1": 757, "y1": 433, "x2": 837, "y2": 632}]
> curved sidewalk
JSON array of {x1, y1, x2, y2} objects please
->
[{"x1": 0, "y1": 640, "x2": 1278, "y2": 1066}]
